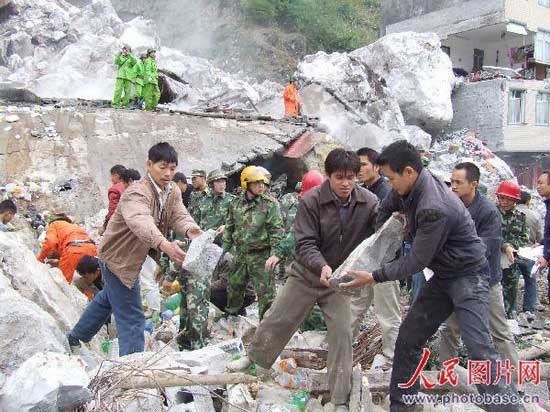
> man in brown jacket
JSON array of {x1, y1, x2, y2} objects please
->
[
  {"x1": 68, "y1": 142, "x2": 201, "y2": 357},
  {"x1": 229, "y1": 149, "x2": 378, "y2": 412}
]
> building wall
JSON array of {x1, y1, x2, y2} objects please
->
[
  {"x1": 502, "y1": 79, "x2": 550, "y2": 151},
  {"x1": 506, "y1": 0, "x2": 550, "y2": 32},
  {"x1": 384, "y1": 0, "x2": 505, "y2": 38},
  {"x1": 450, "y1": 79, "x2": 507, "y2": 150}
]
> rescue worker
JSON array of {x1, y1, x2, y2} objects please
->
[
  {"x1": 283, "y1": 77, "x2": 301, "y2": 117},
  {"x1": 536, "y1": 170, "x2": 550, "y2": 304},
  {"x1": 223, "y1": 165, "x2": 285, "y2": 319},
  {"x1": 68, "y1": 142, "x2": 202, "y2": 357},
  {"x1": 112, "y1": 46, "x2": 136, "y2": 109},
  {"x1": 440, "y1": 162, "x2": 519, "y2": 375},
  {"x1": 229, "y1": 150, "x2": 379, "y2": 412},
  {"x1": 37, "y1": 213, "x2": 97, "y2": 284},
  {"x1": 0, "y1": 199, "x2": 17, "y2": 232},
  {"x1": 99, "y1": 164, "x2": 126, "y2": 236},
  {"x1": 143, "y1": 48, "x2": 160, "y2": 110},
  {"x1": 194, "y1": 170, "x2": 235, "y2": 233},
  {"x1": 276, "y1": 182, "x2": 301, "y2": 280},
  {"x1": 188, "y1": 169, "x2": 209, "y2": 219},
  {"x1": 351, "y1": 147, "x2": 401, "y2": 370},
  {"x1": 73, "y1": 255, "x2": 103, "y2": 301},
  {"x1": 497, "y1": 181, "x2": 530, "y2": 318},
  {"x1": 340, "y1": 141, "x2": 520, "y2": 412},
  {"x1": 130, "y1": 54, "x2": 146, "y2": 108},
  {"x1": 177, "y1": 170, "x2": 234, "y2": 350}
]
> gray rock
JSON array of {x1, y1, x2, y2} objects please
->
[
  {"x1": 8, "y1": 32, "x2": 33, "y2": 58},
  {"x1": 29, "y1": 386, "x2": 92, "y2": 412}
]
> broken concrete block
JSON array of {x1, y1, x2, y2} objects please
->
[
  {"x1": 224, "y1": 384, "x2": 256, "y2": 412},
  {"x1": 305, "y1": 397, "x2": 324, "y2": 412},
  {"x1": 182, "y1": 229, "x2": 223, "y2": 281},
  {"x1": 28, "y1": 385, "x2": 92, "y2": 412},
  {"x1": 330, "y1": 215, "x2": 404, "y2": 293},
  {"x1": 5, "y1": 114, "x2": 20, "y2": 122},
  {"x1": 0, "y1": 352, "x2": 89, "y2": 412}
]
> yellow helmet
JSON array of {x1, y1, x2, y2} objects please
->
[{"x1": 240, "y1": 166, "x2": 270, "y2": 189}]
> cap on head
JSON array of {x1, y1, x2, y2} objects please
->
[
  {"x1": 191, "y1": 169, "x2": 207, "y2": 178},
  {"x1": 47, "y1": 212, "x2": 73, "y2": 224},
  {"x1": 207, "y1": 170, "x2": 227, "y2": 184}
]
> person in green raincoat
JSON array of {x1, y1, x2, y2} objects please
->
[
  {"x1": 143, "y1": 48, "x2": 161, "y2": 110},
  {"x1": 112, "y1": 46, "x2": 136, "y2": 109},
  {"x1": 129, "y1": 54, "x2": 146, "y2": 108}
]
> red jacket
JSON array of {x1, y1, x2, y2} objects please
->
[{"x1": 104, "y1": 182, "x2": 126, "y2": 229}]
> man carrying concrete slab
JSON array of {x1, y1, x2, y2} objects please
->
[
  {"x1": 229, "y1": 149, "x2": 379, "y2": 412},
  {"x1": 67, "y1": 142, "x2": 202, "y2": 357}
]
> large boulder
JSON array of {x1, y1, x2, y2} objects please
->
[
  {"x1": 352, "y1": 32, "x2": 454, "y2": 133},
  {"x1": 0, "y1": 272, "x2": 67, "y2": 373},
  {"x1": 0, "y1": 231, "x2": 88, "y2": 332},
  {"x1": 0, "y1": 352, "x2": 89, "y2": 412}
]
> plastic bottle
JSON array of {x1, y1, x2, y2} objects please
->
[
  {"x1": 164, "y1": 293, "x2": 182, "y2": 311},
  {"x1": 274, "y1": 371, "x2": 308, "y2": 390},
  {"x1": 287, "y1": 390, "x2": 309, "y2": 412},
  {"x1": 162, "y1": 309, "x2": 174, "y2": 320}
]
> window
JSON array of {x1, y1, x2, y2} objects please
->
[
  {"x1": 508, "y1": 90, "x2": 526, "y2": 125},
  {"x1": 539, "y1": 0, "x2": 550, "y2": 7},
  {"x1": 535, "y1": 30, "x2": 550, "y2": 63},
  {"x1": 473, "y1": 49, "x2": 484, "y2": 71},
  {"x1": 536, "y1": 92, "x2": 550, "y2": 125}
]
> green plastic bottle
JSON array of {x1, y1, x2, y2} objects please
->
[{"x1": 164, "y1": 293, "x2": 182, "y2": 311}]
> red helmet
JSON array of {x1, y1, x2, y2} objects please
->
[
  {"x1": 496, "y1": 181, "x2": 521, "y2": 201},
  {"x1": 300, "y1": 170, "x2": 325, "y2": 197}
]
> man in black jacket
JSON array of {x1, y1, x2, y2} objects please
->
[
  {"x1": 439, "y1": 162, "x2": 518, "y2": 372},
  {"x1": 341, "y1": 141, "x2": 519, "y2": 412}
]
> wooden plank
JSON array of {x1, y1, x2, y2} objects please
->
[
  {"x1": 360, "y1": 375, "x2": 373, "y2": 412},
  {"x1": 114, "y1": 371, "x2": 257, "y2": 390},
  {"x1": 349, "y1": 365, "x2": 362, "y2": 412}
]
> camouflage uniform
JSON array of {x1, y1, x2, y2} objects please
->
[
  {"x1": 187, "y1": 188, "x2": 209, "y2": 220},
  {"x1": 499, "y1": 207, "x2": 530, "y2": 318},
  {"x1": 194, "y1": 191, "x2": 235, "y2": 232},
  {"x1": 223, "y1": 192, "x2": 285, "y2": 319}
]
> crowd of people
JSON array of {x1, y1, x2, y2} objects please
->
[{"x1": 4, "y1": 139, "x2": 548, "y2": 412}]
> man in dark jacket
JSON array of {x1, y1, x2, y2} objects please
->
[
  {"x1": 536, "y1": 170, "x2": 550, "y2": 303},
  {"x1": 173, "y1": 172, "x2": 192, "y2": 208},
  {"x1": 352, "y1": 147, "x2": 401, "y2": 368},
  {"x1": 341, "y1": 141, "x2": 519, "y2": 412},
  {"x1": 440, "y1": 162, "x2": 518, "y2": 371},
  {"x1": 229, "y1": 149, "x2": 379, "y2": 411}
]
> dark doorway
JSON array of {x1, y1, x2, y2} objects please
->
[{"x1": 473, "y1": 49, "x2": 485, "y2": 72}]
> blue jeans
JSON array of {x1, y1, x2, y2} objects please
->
[
  {"x1": 71, "y1": 261, "x2": 144, "y2": 356},
  {"x1": 516, "y1": 256, "x2": 537, "y2": 312},
  {"x1": 403, "y1": 241, "x2": 425, "y2": 304}
]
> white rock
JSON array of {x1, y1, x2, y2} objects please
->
[
  {"x1": 352, "y1": 32, "x2": 454, "y2": 132},
  {"x1": 0, "y1": 272, "x2": 67, "y2": 373},
  {"x1": 4, "y1": 114, "x2": 19, "y2": 122},
  {"x1": 0, "y1": 352, "x2": 89, "y2": 412},
  {"x1": 0, "y1": 232, "x2": 88, "y2": 332}
]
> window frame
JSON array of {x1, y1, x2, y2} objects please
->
[
  {"x1": 508, "y1": 89, "x2": 526, "y2": 125},
  {"x1": 536, "y1": 91, "x2": 550, "y2": 126}
]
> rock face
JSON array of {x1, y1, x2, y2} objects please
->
[
  {"x1": 352, "y1": 32, "x2": 454, "y2": 133},
  {"x1": 0, "y1": 352, "x2": 90, "y2": 412}
]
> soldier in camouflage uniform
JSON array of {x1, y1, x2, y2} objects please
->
[
  {"x1": 188, "y1": 169, "x2": 209, "y2": 219},
  {"x1": 497, "y1": 181, "x2": 530, "y2": 319},
  {"x1": 223, "y1": 166, "x2": 285, "y2": 319},
  {"x1": 176, "y1": 170, "x2": 235, "y2": 350}
]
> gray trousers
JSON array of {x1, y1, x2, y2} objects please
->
[
  {"x1": 247, "y1": 262, "x2": 352, "y2": 405},
  {"x1": 390, "y1": 274, "x2": 519, "y2": 412},
  {"x1": 439, "y1": 283, "x2": 519, "y2": 368},
  {"x1": 350, "y1": 281, "x2": 401, "y2": 359}
]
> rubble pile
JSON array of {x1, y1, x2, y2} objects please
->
[{"x1": 428, "y1": 129, "x2": 515, "y2": 193}]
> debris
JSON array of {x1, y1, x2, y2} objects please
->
[
  {"x1": 114, "y1": 371, "x2": 257, "y2": 390},
  {"x1": 182, "y1": 229, "x2": 223, "y2": 280},
  {"x1": 0, "y1": 352, "x2": 90, "y2": 412},
  {"x1": 28, "y1": 385, "x2": 92, "y2": 412},
  {"x1": 225, "y1": 383, "x2": 256, "y2": 412},
  {"x1": 5, "y1": 114, "x2": 20, "y2": 123},
  {"x1": 330, "y1": 215, "x2": 404, "y2": 292}
]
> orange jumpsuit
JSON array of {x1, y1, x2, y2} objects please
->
[
  {"x1": 284, "y1": 83, "x2": 301, "y2": 117},
  {"x1": 37, "y1": 221, "x2": 97, "y2": 284}
]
